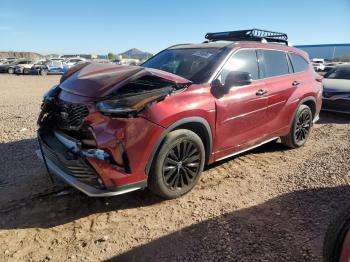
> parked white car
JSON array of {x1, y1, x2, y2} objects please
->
[
  {"x1": 12, "y1": 60, "x2": 34, "y2": 74},
  {"x1": 14, "y1": 60, "x2": 47, "y2": 74},
  {"x1": 312, "y1": 58, "x2": 326, "y2": 71},
  {"x1": 64, "y1": 58, "x2": 86, "y2": 68},
  {"x1": 49, "y1": 58, "x2": 65, "y2": 62}
]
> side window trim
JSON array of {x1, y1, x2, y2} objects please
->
[
  {"x1": 257, "y1": 49, "x2": 265, "y2": 79},
  {"x1": 254, "y1": 50, "x2": 263, "y2": 80},
  {"x1": 286, "y1": 52, "x2": 294, "y2": 73}
]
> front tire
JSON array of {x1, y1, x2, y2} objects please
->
[
  {"x1": 8, "y1": 68, "x2": 14, "y2": 74},
  {"x1": 281, "y1": 104, "x2": 313, "y2": 148},
  {"x1": 148, "y1": 129, "x2": 205, "y2": 199},
  {"x1": 23, "y1": 68, "x2": 30, "y2": 74}
]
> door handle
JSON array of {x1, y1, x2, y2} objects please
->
[
  {"x1": 256, "y1": 89, "x2": 268, "y2": 96},
  {"x1": 292, "y1": 81, "x2": 301, "y2": 87}
]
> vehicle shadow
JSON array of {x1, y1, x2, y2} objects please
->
[
  {"x1": 318, "y1": 111, "x2": 350, "y2": 124},
  {"x1": 106, "y1": 186, "x2": 350, "y2": 262},
  {"x1": 0, "y1": 128, "x2": 347, "y2": 233},
  {"x1": 0, "y1": 137, "x2": 290, "y2": 230},
  {"x1": 0, "y1": 138, "x2": 61, "y2": 206},
  {"x1": 0, "y1": 138, "x2": 164, "y2": 229},
  {"x1": 205, "y1": 140, "x2": 287, "y2": 171}
]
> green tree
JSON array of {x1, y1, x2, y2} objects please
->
[{"x1": 108, "y1": 52, "x2": 116, "y2": 60}]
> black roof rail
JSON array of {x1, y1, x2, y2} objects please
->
[{"x1": 205, "y1": 29, "x2": 289, "y2": 45}]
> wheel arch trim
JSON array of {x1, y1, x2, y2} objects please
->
[
  {"x1": 289, "y1": 96, "x2": 316, "y2": 127},
  {"x1": 145, "y1": 117, "x2": 213, "y2": 175}
]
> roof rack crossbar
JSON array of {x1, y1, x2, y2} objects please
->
[{"x1": 205, "y1": 29, "x2": 288, "y2": 45}]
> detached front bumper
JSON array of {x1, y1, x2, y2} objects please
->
[
  {"x1": 36, "y1": 149, "x2": 145, "y2": 197},
  {"x1": 36, "y1": 130, "x2": 147, "y2": 197}
]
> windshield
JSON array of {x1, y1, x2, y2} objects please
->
[
  {"x1": 324, "y1": 67, "x2": 350, "y2": 80},
  {"x1": 142, "y1": 48, "x2": 228, "y2": 83}
]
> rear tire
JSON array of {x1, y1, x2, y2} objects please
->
[
  {"x1": 148, "y1": 129, "x2": 205, "y2": 199},
  {"x1": 281, "y1": 104, "x2": 313, "y2": 148},
  {"x1": 23, "y1": 68, "x2": 30, "y2": 74}
]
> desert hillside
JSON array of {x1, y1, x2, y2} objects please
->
[{"x1": 0, "y1": 52, "x2": 43, "y2": 60}]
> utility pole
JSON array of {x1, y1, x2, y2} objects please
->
[{"x1": 332, "y1": 46, "x2": 336, "y2": 60}]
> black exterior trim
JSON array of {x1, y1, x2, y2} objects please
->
[
  {"x1": 289, "y1": 96, "x2": 317, "y2": 127},
  {"x1": 145, "y1": 117, "x2": 213, "y2": 175}
]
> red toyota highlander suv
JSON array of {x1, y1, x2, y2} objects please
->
[{"x1": 37, "y1": 29, "x2": 322, "y2": 199}]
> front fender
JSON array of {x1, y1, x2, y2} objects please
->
[{"x1": 144, "y1": 116, "x2": 214, "y2": 175}]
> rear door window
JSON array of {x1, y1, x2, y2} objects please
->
[
  {"x1": 219, "y1": 49, "x2": 259, "y2": 83},
  {"x1": 259, "y1": 50, "x2": 290, "y2": 78},
  {"x1": 289, "y1": 53, "x2": 309, "y2": 73}
]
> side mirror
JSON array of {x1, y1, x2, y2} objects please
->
[
  {"x1": 210, "y1": 78, "x2": 228, "y2": 97},
  {"x1": 211, "y1": 78, "x2": 224, "y2": 89},
  {"x1": 224, "y1": 71, "x2": 252, "y2": 88}
]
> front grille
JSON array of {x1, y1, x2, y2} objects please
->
[
  {"x1": 57, "y1": 100, "x2": 89, "y2": 130},
  {"x1": 38, "y1": 99, "x2": 89, "y2": 131},
  {"x1": 39, "y1": 131, "x2": 102, "y2": 188}
]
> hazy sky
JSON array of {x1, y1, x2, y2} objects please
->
[{"x1": 1, "y1": 0, "x2": 349, "y2": 55}]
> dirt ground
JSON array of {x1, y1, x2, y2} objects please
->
[{"x1": 0, "y1": 74, "x2": 349, "y2": 262}]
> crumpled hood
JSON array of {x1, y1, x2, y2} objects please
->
[{"x1": 59, "y1": 63, "x2": 191, "y2": 98}]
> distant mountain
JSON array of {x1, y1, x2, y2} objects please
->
[
  {"x1": 0, "y1": 51, "x2": 43, "y2": 60},
  {"x1": 119, "y1": 48, "x2": 153, "y2": 60}
]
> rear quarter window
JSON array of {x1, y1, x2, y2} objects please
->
[
  {"x1": 259, "y1": 50, "x2": 290, "y2": 78},
  {"x1": 290, "y1": 53, "x2": 309, "y2": 73}
]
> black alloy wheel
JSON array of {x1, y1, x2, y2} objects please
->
[
  {"x1": 295, "y1": 109, "x2": 312, "y2": 144},
  {"x1": 149, "y1": 129, "x2": 205, "y2": 199},
  {"x1": 162, "y1": 140, "x2": 201, "y2": 190},
  {"x1": 281, "y1": 104, "x2": 313, "y2": 148}
]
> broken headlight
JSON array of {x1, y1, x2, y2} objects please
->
[{"x1": 96, "y1": 86, "x2": 173, "y2": 116}]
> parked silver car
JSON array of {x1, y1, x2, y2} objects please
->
[{"x1": 322, "y1": 65, "x2": 350, "y2": 114}]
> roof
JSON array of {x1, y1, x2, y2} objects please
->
[
  {"x1": 168, "y1": 41, "x2": 309, "y2": 60},
  {"x1": 168, "y1": 42, "x2": 231, "y2": 49}
]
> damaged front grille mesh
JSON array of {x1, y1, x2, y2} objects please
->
[
  {"x1": 38, "y1": 99, "x2": 89, "y2": 131},
  {"x1": 39, "y1": 131, "x2": 102, "y2": 188}
]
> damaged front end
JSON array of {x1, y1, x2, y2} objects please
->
[
  {"x1": 36, "y1": 63, "x2": 191, "y2": 197},
  {"x1": 96, "y1": 79, "x2": 176, "y2": 117}
]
